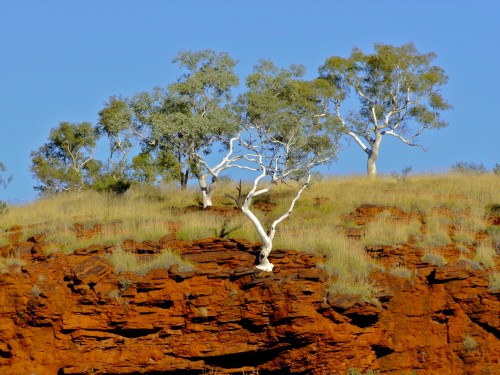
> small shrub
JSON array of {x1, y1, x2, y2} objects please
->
[
  {"x1": 456, "y1": 244, "x2": 470, "y2": 254},
  {"x1": 317, "y1": 235, "x2": 376, "y2": 280},
  {"x1": 452, "y1": 231, "x2": 476, "y2": 246},
  {"x1": 462, "y1": 335, "x2": 478, "y2": 351},
  {"x1": 0, "y1": 256, "x2": 26, "y2": 274},
  {"x1": 458, "y1": 256, "x2": 483, "y2": 271},
  {"x1": 197, "y1": 306, "x2": 209, "y2": 318},
  {"x1": 92, "y1": 175, "x2": 131, "y2": 195},
  {"x1": 118, "y1": 277, "x2": 132, "y2": 292},
  {"x1": 418, "y1": 213, "x2": 452, "y2": 248},
  {"x1": 391, "y1": 166, "x2": 413, "y2": 183},
  {"x1": 215, "y1": 219, "x2": 242, "y2": 238},
  {"x1": 421, "y1": 252, "x2": 447, "y2": 266},
  {"x1": 389, "y1": 266, "x2": 413, "y2": 279},
  {"x1": 31, "y1": 284, "x2": 41, "y2": 297},
  {"x1": 451, "y1": 161, "x2": 487, "y2": 174},
  {"x1": 473, "y1": 242, "x2": 496, "y2": 268}
]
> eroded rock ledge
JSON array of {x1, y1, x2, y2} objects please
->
[{"x1": 0, "y1": 236, "x2": 499, "y2": 374}]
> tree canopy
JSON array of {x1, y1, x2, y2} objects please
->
[
  {"x1": 232, "y1": 60, "x2": 340, "y2": 271},
  {"x1": 319, "y1": 42, "x2": 451, "y2": 175},
  {"x1": 30, "y1": 122, "x2": 100, "y2": 195}
]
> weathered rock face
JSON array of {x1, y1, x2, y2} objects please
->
[{"x1": 0, "y1": 234, "x2": 499, "y2": 374}]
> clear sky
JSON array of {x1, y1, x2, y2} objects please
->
[{"x1": 1, "y1": 1, "x2": 499, "y2": 203}]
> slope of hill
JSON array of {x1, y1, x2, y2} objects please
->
[{"x1": 1, "y1": 174, "x2": 499, "y2": 374}]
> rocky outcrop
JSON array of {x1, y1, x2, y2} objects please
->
[{"x1": 0, "y1": 234, "x2": 499, "y2": 374}]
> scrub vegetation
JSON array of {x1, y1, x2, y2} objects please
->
[{"x1": 1, "y1": 172, "x2": 499, "y2": 301}]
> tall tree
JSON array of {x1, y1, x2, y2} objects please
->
[
  {"x1": 319, "y1": 43, "x2": 451, "y2": 175},
  {"x1": 30, "y1": 122, "x2": 100, "y2": 195},
  {"x1": 129, "y1": 50, "x2": 241, "y2": 206},
  {"x1": 232, "y1": 60, "x2": 340, "y2": 271},
  {"x1": 97, "y1": 96, "x2": 135, "y2": 181}
]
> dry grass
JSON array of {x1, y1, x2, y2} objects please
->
[
  {"x1": 389, "y1": 266, "x2": 413, "y2": 279},
  {"x1": 0, "y1": 256, "x2": 26, "y2": 274},
  {"x1": 473, "y1": 242, "x2": 497, "y2": 268},
  {"x1": 421, "y1": 252, "x2": 447, "y2": 266},
  {"x1": 108, "y1": 247, "x2": 195, "y2": 275},
  {"x1": 317, "y1": 234, "x2": 381, "y2": 303},
  {"x1": 1, "y1": 173, "x2": 499, "y2": 294},
  {"x1": 488, "y1": 272, "x2": 500, "y2": 293},
  {"x1": 361, "y1": 216, "x2": 421, "y2": 247}
]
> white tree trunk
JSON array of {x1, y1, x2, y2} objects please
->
[
  {"x1": 197, "y1": 172, "x2": 214, "y2": 208},
  {"x1": 367, "y1": 131, "x2": 382, "y2": 176},
  {"x1": 256, "y1": 240, "x2": 274, "y2": 272},
  {"x1": 367, "y1": 151, "x2": 377, "y2": 176},
  {"x1": 238, "y1": 174, "x2": 310, "y2": 272},
  {"x1": 240, "y1": 204, "x2": 275, "y2": 272},
  {"x1": 201, "y1": 189, "x2": 213, "y2": 208}
]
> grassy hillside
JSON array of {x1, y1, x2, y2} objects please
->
[{"x1": 1, "y1": 173, "x2": 499, "y2": 300}]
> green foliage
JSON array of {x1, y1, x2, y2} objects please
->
[
  {"x1": 240, "y1": 59, "x2": 340, "y2": 179},
  {"x1": 451, "y1": 161, "x2": 488, "y2": 174},
  {"x1": 127, "y1": 50, "x2": 240, "y2": 190},
  {"x1": 319, "y1": 42, "x2": 451, "y2": 175},
  {"x1": 91, "y1": 173, "x2": 131, "y2": 195},
  {"x1": 131, "y1": 149, "x2": 180, "y2": 185},
  {"x1": 97, "y1": 96, "x2": 135, "y2": 180},
  {"x1": 30, "y1": 121, "x2": 100, "y2": 195}
]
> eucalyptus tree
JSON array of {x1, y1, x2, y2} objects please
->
[
  {"x1": 319, "y1": 43, "x2": 451, "y2": 175},
  {"x1": 30, "y1": 121, "x2": 100, "y2": 195},
  {"x1": 165, "y1": 49, "x2": 241, "y2": 206},
  {"x1": 233, "y1": 60, "x2": 340, "y2": 272},
  {"x1": 129, "y1": 50, "x2": 241, "y2": 207},
  {"x1": 97, "y1": 96, "x2": 135, "y2": 181}
]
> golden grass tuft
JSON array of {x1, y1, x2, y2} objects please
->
[
  {"x1": 108, "y1": 247, "x2": 195, "y2": 276},
  {"x1": 0, "y1": 256, "x2": 25, "y2": 274},
  {"x1": 473, "y1": 242, "x2": 497, "y2": 268}
]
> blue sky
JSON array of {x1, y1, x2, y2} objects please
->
[{"x1": 1, "y1": 1, "x2": 499, "y2": 203}]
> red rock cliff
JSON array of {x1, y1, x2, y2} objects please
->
[{"x1": 0, "y1": 235, "x2": 499, "y2": 374}]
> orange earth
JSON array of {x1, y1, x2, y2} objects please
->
[{"x1": 0, "y1": 205, "x2": 499, "y2": 374}]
